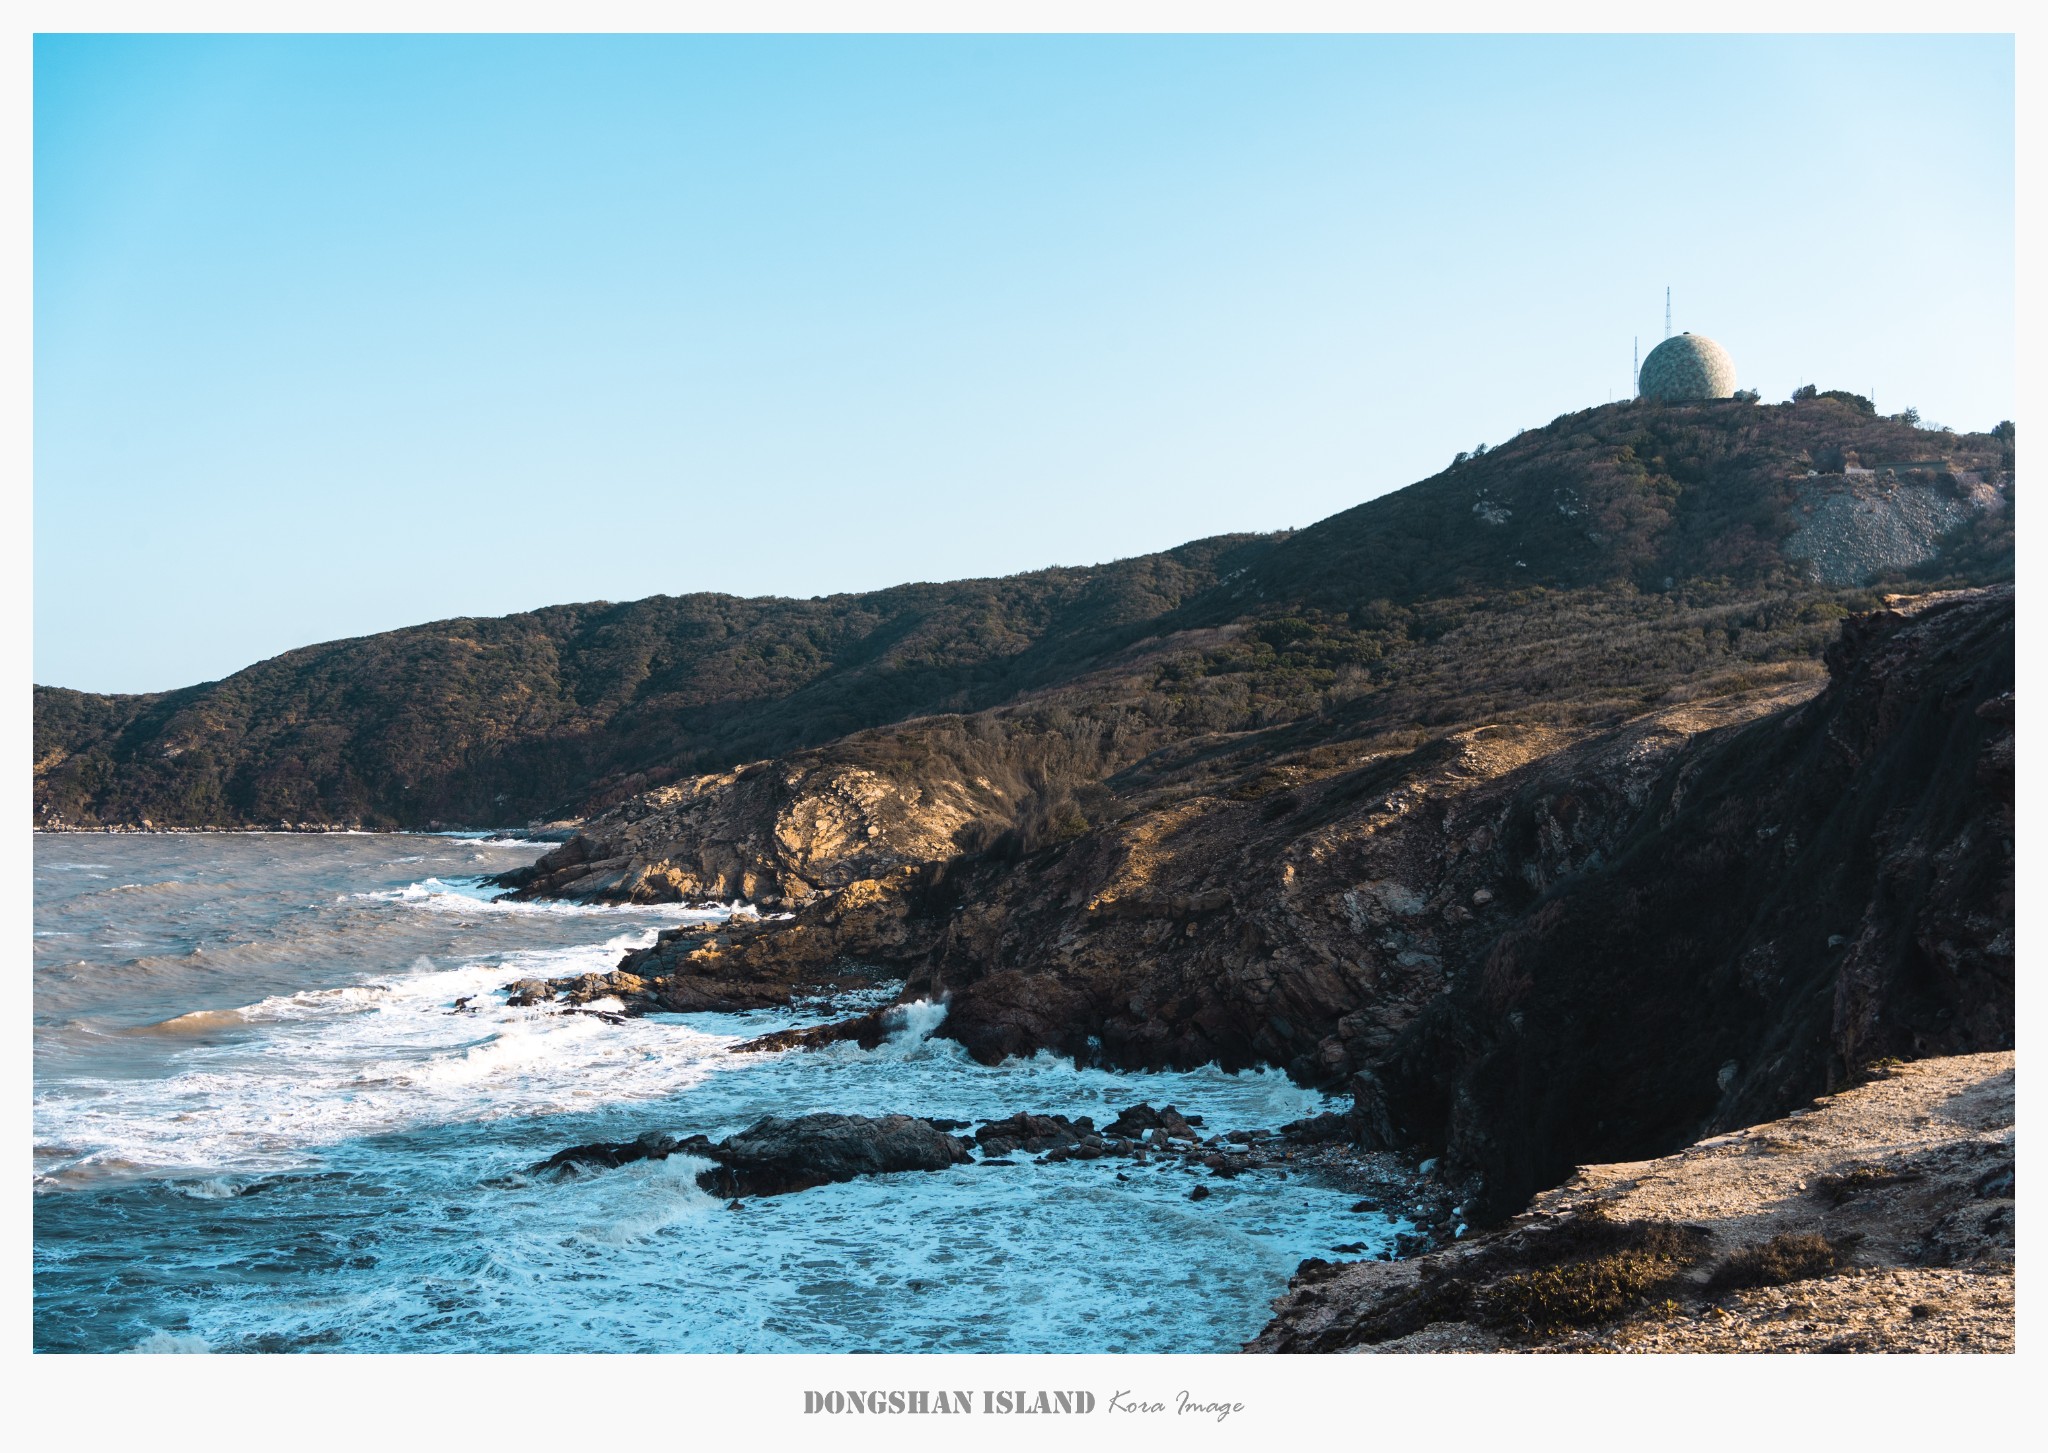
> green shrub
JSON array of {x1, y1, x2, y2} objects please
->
[
  {"x1": 1483, "y1": 1249, "x2": 1689, "y2": 1334},
  {"x1": 1705, "y1": 1233, "x2": 1845, "y2": 1295},
  {"x1": 1812, "y1": 1164, "x2": 1921, "y2": 1205},
  {"x1": 1476, "y1": 1210, "x2": 1712, "y2": 1337}
]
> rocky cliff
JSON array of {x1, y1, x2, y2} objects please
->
[
  {"x1": 1357, "y1": 586, "x2": 2014, "y2": 1219},
  {"x1": 525, "y1": 587, "x2": 2012, "y2": 1231}
]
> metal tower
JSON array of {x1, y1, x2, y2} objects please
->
[
  {"x1": 1664, "y1": 287, "x2": 1672, "y2": 340},
  {"x1": 1633, "y1": 336, "x2": 1639, "y2": 397}
]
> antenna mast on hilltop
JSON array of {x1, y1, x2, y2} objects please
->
[
  {"x1": 1664, "y1": 287, "x2": 1672, "y2": 340},
  {"x1": 1633, "y1": 336, "x2": 1639, "y2": 397}
]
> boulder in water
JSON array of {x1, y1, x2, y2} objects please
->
[
  {"x1": 530, "y1": 1114, "x2": 974, "y2": 1199},
  {"x1": 696, "y1": 1113, "x2": 975, "y2": 1197},
  {"x1": 974, "y1": 1111, "x2": 1092, "y2": 1156}
]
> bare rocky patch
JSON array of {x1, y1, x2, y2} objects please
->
[{"x1": 1249, "y1": 1051, "x2": 2014, "y2": 1353}]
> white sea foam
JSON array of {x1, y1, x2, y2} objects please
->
[
  {"x1": 130, "y1": 1329, "x2": 211, "y2": 1354},
  {"x1": 177, "y1": 1178, "x2": 244, "y2": 1200},
  {"x1": 36, "y1": 927, "x2": 736, "y2": 1177},
  {"x1": 36, "y1": 836, "x2": 1404, "y2": 1353},
  {"x1": 352, "y1": 876, "x2": 731, "y2": 921},
  {"x1": 118, "y1": 1095, "x2": 1396, "y2": 1352},
  {"x1": 43, "y1": 986, "x2": 1401, "y2": 1350}
]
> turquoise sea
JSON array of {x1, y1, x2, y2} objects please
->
[{"x1": 33, "y1": 832, "x2": 1398, "y2": 1352}]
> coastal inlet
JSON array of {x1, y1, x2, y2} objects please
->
[{"x1": 33, "y1": 832, "x2": 1410, "y2": 1353}]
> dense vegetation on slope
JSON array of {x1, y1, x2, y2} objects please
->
[
  {"x1": 34, "y1": 396, "x2": 2012, "y2": 830},
  {"x1": 34, "y1": 537, "x2": 1271, "y2": 828},
  {"x1": 1215, "y1": 395, "x2": 2012, "y2": 614}
]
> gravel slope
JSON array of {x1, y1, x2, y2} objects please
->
[{"x1": 1251, "y1": 1051, "x2": 2015, "y2": 1353}]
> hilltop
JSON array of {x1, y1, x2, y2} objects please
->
[{"x1": 34, "y1": 395, "x2": 2012, "y2": 833}]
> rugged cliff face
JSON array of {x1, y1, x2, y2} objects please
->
[
  {"x1": 911, "y1": 689, "x2": 1820, "y2": 1080},
  {"x1": 499, "y1": 758, "x2": 983, "y2": 905},
  {"x1": 525, "y1": 588, "x2": 2012, "y2": 1229},
  {"x1": 1362, "y1": 587, "x2": 2013, "y2": 1219},
  {"x1": 910, "y1": 591, "x2": 2009, "y2": 1166},
  {"x1": 496, "y1": 705, "x2": 1154, "y2": 905}
]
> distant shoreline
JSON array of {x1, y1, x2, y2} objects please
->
[{"x1": 33, "y1": 824, "x2": 577, "y2": 840}]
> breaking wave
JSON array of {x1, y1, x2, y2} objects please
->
[{"x1": 35, "y1": 831, "x2": 1396, "y2": 1354}]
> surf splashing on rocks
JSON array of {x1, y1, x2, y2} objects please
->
[{"x1": 35, "y1": 833, "x2": 1402, "y2": 1353}]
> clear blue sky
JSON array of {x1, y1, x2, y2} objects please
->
[{"x1": 35, "y1": 34, "x2": 2015, "y2": 694}]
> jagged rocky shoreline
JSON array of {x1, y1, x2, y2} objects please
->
[
  {"x1": 494, "y1": 588, "x2": 2013, "y2": 1231},
  {"x1": 515, "y1": 1099, "x2": 1464, "y2": 1258}
]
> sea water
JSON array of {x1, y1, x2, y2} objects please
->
[{"x1": 33, "y1": 833, "x2": 1399, "y2": 1353}]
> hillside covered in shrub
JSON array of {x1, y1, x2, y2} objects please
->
[{"x1": 34, "y1": 394, "x2": 2013, "y2": 831}]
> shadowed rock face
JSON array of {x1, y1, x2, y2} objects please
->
[
  {"x1": 1370, "y1": 586, "x2": 2014, "y2": 1219},
  {"x1": 937, "y1": 589, "x2": 2012, "y2": 1221},
  {"x1": 909, "y1": 691, "x2": 1818, "y2": 1082}
]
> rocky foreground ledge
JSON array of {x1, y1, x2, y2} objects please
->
[{"x1": 1250, "y1": 1051, "x2": 2015, "y2": 1353}]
